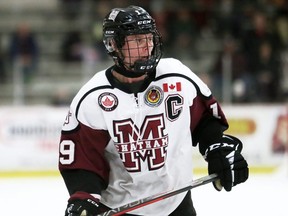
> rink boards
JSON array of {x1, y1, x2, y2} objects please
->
[{"x1": 0, "y1": 105, "x2": 287, "y2": 177}]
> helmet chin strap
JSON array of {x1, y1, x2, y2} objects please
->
[
  {"x1": 113, "y1": 58, "x2": 156, "y2": 78},
  {"x1": 113, "y1": 64, "x2": 146, "y2": 78}
]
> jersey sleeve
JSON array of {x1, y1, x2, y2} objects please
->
[
  {"x1": 190, "y1": 94, "x2": 229, "y2": 152},
  {"x1": 185, "y1": 64, "x2": 229, "y2": 150},
  {"x1": 58, "y1": 89, "x2": 111, "y2": 195}
]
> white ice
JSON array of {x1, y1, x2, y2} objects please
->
[{"x1": 0, "y1": 173, "x2": 287, "y2": 216}]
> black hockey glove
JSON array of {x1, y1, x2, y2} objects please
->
[
  {"x1": 204, "y1": 134, "x2": 249, "y2": 192},
  {"x1": 65, "y1": 192, "x2": 101, "y2": 216}
]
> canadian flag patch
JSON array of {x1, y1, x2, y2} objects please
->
[{"x1": 163, "y1": 82, "x2": 182, "y2": 92}]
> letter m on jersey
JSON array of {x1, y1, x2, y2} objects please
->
[{"x1": 113, "y1": 114, "x2": 168, "y2": 172}]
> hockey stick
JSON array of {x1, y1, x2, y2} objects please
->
[{"x1": 97, "y1": 173, "x2": 218, "y2": 216}]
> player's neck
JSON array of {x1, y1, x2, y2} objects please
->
[{"x1": 112, "y1": 70, "x2": 147, "y2": 84}]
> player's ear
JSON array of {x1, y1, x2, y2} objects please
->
[
  {"x1": 110, "y1": 38, "x2": 120, "y2": 52},
  {"x1": 104, "y1": 37, "x2": 118, "y2": 53}
]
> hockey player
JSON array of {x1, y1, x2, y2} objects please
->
[{"x1": 59, "y1": 5, "x2": 249, "y2": 216}]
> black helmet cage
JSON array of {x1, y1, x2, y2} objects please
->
[{"x1": 103, "y1": 6, "x2": 163, "y2": 76}]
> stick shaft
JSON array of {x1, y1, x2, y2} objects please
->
[{"x1": 98, "y1": 173, "x2": 218, "y2": 216}]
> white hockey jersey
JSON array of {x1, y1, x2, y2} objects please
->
[{"x1": 59, "y1": 58, "x2": 227, "y2": 215}]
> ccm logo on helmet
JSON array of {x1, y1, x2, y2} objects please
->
[
  {"x1": 137, "y1": 20, "x2": 151, "y2": 25},
  {"x1": 105, "y1": 30, "x2": 115, "y2": 35},
  {"x1": 140, "y1": 65, "x2": 154, "y2": 70}
]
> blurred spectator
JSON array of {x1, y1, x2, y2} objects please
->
[
  {"x1": 91, "y1": 0, "x2": 111, "y2": 61},
  {"x1": 210, "y1": 36, "x2": 253, "y2": 103},
  {"x1": 60, "y1": 30, "x2": 83, "y2": 62},
  {"x1": 242, "y1": 11, "x2": 283, "y2": 69},
  {"x1": 59, "y1": 0, "x2": 83, "y2": 20},
  {"x1": 213, "y1": 0, "x2": 247, "y2": 38},
  {"x1": 275, "y1": 12, "x2": 288, "y2": 48},
  {"x1": 253, "y1": 41, "x2": 281, "y2": 102},
  {"x1": 166, "y1": 8, "x2": 197, "y2": 59},
  {"x1": 0, "y1": 41, "x2": 6, "y2": 83},
  {"x1": 241, "y1": 10, "x2": 283, "y2": 102},
  {"x1": 281, "y1": 51, "x2": 288, "y2": 100},
  {"x1": 8, "y1": 22, "x2": 39, "y2": 83}
]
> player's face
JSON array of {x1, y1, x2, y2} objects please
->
[{"x1": 121, "y1": 33, "x2": 154, "y2": 68}]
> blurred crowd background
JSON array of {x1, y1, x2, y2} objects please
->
[{"x1": 0, "y1": 0, "x2": 287, "y2": 105}]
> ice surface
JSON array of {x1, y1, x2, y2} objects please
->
[
  {"x1": 0, "y1": 173, "x2": 287, "y2": 216},
  {"x1": 193, "y1": 173, "x2": 288, "y2": 216}
]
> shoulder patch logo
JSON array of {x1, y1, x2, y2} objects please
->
[
  {"x1": 144, "y1": 86, "x2": 164, "y2": 107},
  {"x1": 98, "y1": 92, "x2": 118, "y2": 111}
]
